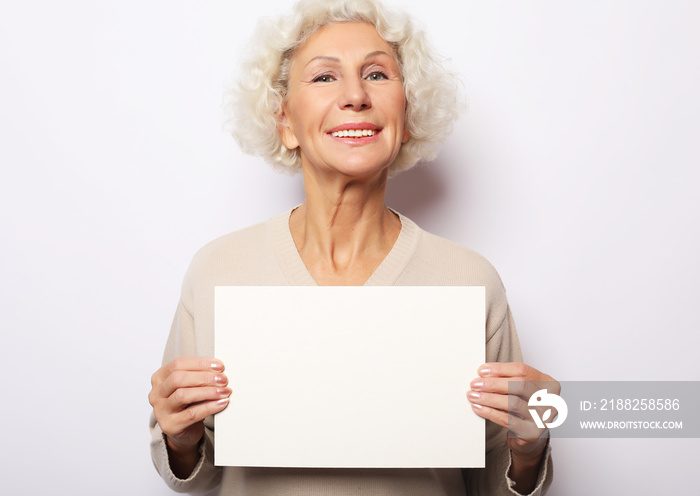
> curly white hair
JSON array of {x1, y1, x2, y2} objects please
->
[{"x1": 226, "y1": 0, "x2": 463, "y2": 175}]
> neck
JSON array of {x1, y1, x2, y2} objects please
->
[{"x1": 289, "y1": 165, "x2": 401, "y2": 285}]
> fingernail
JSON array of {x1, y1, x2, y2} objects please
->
[
  {"x1": 211, "y1": 362, "x2": 224, "y2": 371},
  {"x1": 478, "y1": 366, "x2": 491, "y2": 376},
  {"x1": 217, "y1": 387, "x2": 232, "y2": 397},
  {"x1": 471, "y1": 403, "x2": 484, "y2": 410},
  {"x1": 471, "y1": 379, "x2": 484, "y2": 390},
  {"x1": 215, "y1": 398, "x2": 229, "y2": 407},
  {"x1": 467, "y1": 391, "x2": 481, "y2": 401},
  {"x1": 214, "y1": 374, "x2": 227, "y2": 385}
]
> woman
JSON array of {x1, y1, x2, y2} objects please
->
[{"x1": 149, "y1": 0, "x2": 557, "y2": 494}]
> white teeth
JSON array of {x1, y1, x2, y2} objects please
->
[{"x1": 331, "y1": 129, "x2": 377, "y2": 138}]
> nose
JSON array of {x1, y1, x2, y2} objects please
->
[{"x1": 338, "y1": 75, "x2": 371, "y2": 110}]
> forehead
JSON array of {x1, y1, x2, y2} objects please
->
[{"x1": 293, "y1": 22, "x2": 397, "y2": 65}]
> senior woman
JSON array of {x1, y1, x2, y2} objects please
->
[{"x1": 149, "y1": 0, "x2": 557, "y2": 495}]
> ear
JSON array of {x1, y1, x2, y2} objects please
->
[
  {"x1": 277, "y1": 104, "x2": 300, "y2": 150},
  {"x1": 401, "y1": 126, "x2": 410, "y2": 144}
]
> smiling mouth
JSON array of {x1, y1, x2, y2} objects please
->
[{"x1": 330, "y1": 129, "x2": 378, "y2": 138}]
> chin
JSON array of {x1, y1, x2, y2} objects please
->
[
  {"x1": 334, "y1": 163, "x2": 391, "y2": 180},
  {"x1": 332, "y1": 154, "x2": 397, "y2": 177},
  {"x1": 302, "y1": 151, "x2": 397, "y2": 181}
]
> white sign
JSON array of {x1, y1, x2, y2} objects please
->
[{"x1": 214, "y1": 286, "x2": 485, "y2": 468}]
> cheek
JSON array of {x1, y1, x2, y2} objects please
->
[
  {"x1": 291, "y1": 96, "x2": 324, "y2": 133},
  {"x1": 387, "y1": 88, "x2": 407, "y2": 124}
]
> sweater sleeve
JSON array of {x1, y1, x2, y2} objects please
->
[
  {"x1": 149, "y1": 290, "x2": 223, "y2": 493},
  {"x1": 463, "y1": 305, "x2": 554, "y2": 496}
]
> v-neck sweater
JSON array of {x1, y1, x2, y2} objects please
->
[{"x1": 150, "y1": 209, "x2": 553, "y2": 496}]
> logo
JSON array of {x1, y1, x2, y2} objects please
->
[{"x1": 528, "y1": 389, "x2": 568, "y2": 429}]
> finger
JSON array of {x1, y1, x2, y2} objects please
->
[
  {"x1": 469, "y1": 402, "x2": 545, "y2": 441},
  {"x1": 167, "y1": 356, "x2": 225, "y2": 375},
  {"x1": 167, "y1": 386, "x2": 232, "y2": 411},
  {"x1": 478, "y1": 363, "x2": 558, "y2": 394},
  {"x1": 164, "y1": 398, "x2": 230, "y2": 436},
  {"x1": 469, "y1": 402, "x2": 511, "y2": 430},
  {"x1": 467, "y1": 390, "x2": 530, "y2": 420},
  {"x1": 152, "y1": 357, "x2": 225, "y2": 384},
  {"x1": 477, "y1": 362, "x2": 532, "y2": 378},
  {"x1": 159, "y1": 370, "x2": 228, "y2": 398},
  {"x1": 470, "y1": 376, "x2": 537, "y2": 399}
]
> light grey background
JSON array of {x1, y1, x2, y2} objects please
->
[{"x1": 1, "y1": 1, "x2": 698, "y2": 494}]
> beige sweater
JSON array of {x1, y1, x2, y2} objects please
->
[{"x1": 150, "y1": 209, "x2": 553, "y2": 495}]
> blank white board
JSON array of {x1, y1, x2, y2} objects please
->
[{"x1": 215, "y1": 286, "x2": 485, "y2": 468}]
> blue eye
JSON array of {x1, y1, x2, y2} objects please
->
[
  {"x1": 313, "y1": 74, "x2": 335, "y2": 83},
  {"x1": 366, "y1": 72, "x2": 388, "y2": 81}
]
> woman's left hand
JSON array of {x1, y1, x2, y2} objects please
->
[{"x1": 467, "y1": 362, "x2": 560, "y2": 462}]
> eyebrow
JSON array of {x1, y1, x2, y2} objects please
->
[{"x1": 303, "y1": 50, "x2": 393, "y2": 69}]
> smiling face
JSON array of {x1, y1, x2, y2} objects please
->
[{"x1": 278, "y1": 22, "x2": 409, "y2": 179}]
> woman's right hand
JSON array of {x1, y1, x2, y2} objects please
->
[{"x1": 149, "y1": 357, "x2": 231, "y2": 454}]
